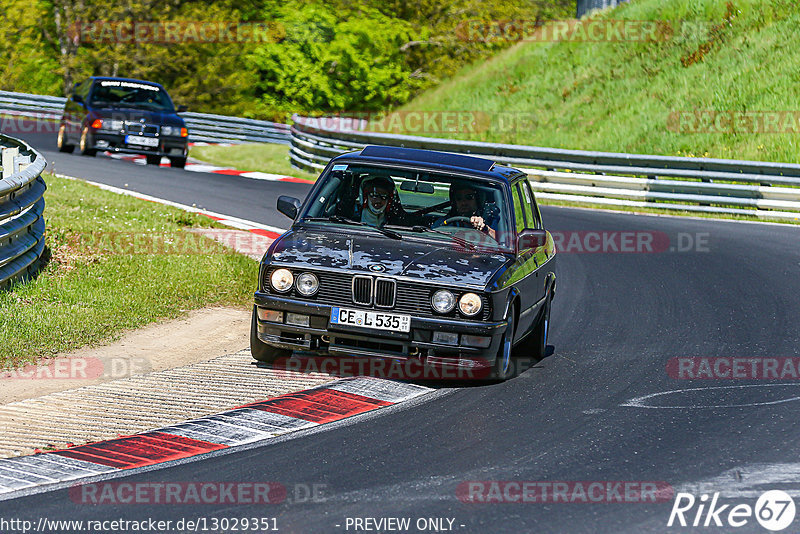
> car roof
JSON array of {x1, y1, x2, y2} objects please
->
[
  {"x1": 331, "y1": 146, "x2": 524, "y2": 182},
  {"x1": 88, "y1": 76, "x2": 165, "y2": 89}
]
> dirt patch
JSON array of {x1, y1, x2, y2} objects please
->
[{"x1": 1, "y1": 306, "x2": 250, "y2": 404}]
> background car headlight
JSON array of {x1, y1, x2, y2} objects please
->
[
  {"x1": 161, "y1": 125, "x2": 176, "y2": 136},
  {"x1": 270, "y1": 269, "x2": 293, "y2": 292},
  {"x1": 431, "y1": 289, "x2": 456, "y2": 313},
  {"x1": 458, "y1": 293, "x2": 482, "y2": 316},
  {"x1": 295, "y1": 272, "x2": 319, "y2": 296},
  {"x1": 109, "y1": 120, "x2": 124, "y2": 131}
]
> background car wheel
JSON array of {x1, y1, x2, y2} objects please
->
[
  {"x1": 146, "y1": 155, "x2": 162, "y2": 165},
  {"x1": 79, "y1": 127, "x2": 96, "y2": 156},
  {"x1": 250, "y1": 306, "x2": 291, "y2": 363},
  {"x1": 57, "y1": 124, "x2": 74, "y2": 153},
  {"x1": 516, "y1": 293, "x2": 551, "y2": 362},
  {"x1": 492, "y1": 310, "x2": 516, "y2": 380},
  {"x1": 169, "y1": 157, "x2": 186, "y2": 168}
]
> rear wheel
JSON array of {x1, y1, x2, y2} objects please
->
[
  {"x1": 79, "y1": 127, "x2": 96, "y2": 156},
  {"x1": 516, "y1": 294, "x2": 551, "y2": 361},
  {"x1": 169, "y1": 156, "x2": 186, "y2": 168},
  {"x1": 57, "y1": 124, "x2": 74, "y2": 153},
  {"x1": 146, "y1": 155, "x2": 162, "y2": 165},
  {"x1": 250, "y1": 306, "x2": 291, "y2": 363}
]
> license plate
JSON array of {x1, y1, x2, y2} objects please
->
[
  {"x1": 125, "y1": 135, "x2": 158, "y2": 147},
  {"x1": 330, "y1": 307, "x2": 411, "y2": 333}
]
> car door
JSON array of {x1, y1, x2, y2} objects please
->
[
  {"x1": 508, "y1": 178, "x2": 543, "y2": 337},
  {"x1": 521, "y1": 179, "x2": 552, "y2": 306}
]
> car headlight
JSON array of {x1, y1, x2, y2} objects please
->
[
  {"x1": 270, "y1": 268, "x2": 293, "y2": 293},
  {"x1": 431, "y1": 289, "x2": 456, "y2": 314},
  {"x1": 161, "y1": 125, "x2": 176, "y2": 136},
  {"x1": 109, "y1": 120, "x2": 124, "y2": 131},
  {"x1": 295, "y1": 272, "x2": 319, "y2": 296},
  {"x1": 458, "y1": 293, "x2": 482, "y2": 317}
]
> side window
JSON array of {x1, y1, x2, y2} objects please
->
[
  {"x1": 522, "y1": 180, "x2": 542, "y2": 229},
  {"x1": 512, "y1": 182, "x2": 526, "y2": 233}
]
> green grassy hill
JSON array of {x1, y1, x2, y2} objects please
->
[{"x1": 397, "y1": 0, "x2": 800, "y2": 163}]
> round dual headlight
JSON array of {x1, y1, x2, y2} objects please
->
[
  {"x1": 431, "y1": 290, "x2": 456, "y2": 314},
  {"x1": 296, "y1": 272, "x2": 319, "y2": 296},
  {"x1": 270, "y1": 268, "x2": 294, "y2": 292},
  {"x1": 459, "y1": 293, "x2": 482, "y2": 317},
  {"x1": 161, "y1": 125, "x2": 176, "y2": 136}
]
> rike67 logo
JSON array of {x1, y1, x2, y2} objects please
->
[{"x1": 668, "y1": 491, "x2": 796, "y2": 531}]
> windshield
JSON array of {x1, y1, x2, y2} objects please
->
[
  {"x1": 89, "y1": 81, "x2": 175, "y2": 112},
  {"x1": 302, "y1": 163, "x2": 513, "y2": 250}
]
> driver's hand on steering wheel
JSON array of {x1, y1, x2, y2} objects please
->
[{"x1": 471, "y1": 216, "x2": 496, "y2": 239}]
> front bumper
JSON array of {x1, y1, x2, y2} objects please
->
[
  {"x1": 254, "y1": 293, "x2": 507, "y2": 371},
  {"x1": 89, "y1": 131, "x2": 188, "y2": 157}
]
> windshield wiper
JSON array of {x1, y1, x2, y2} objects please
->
[
  {"x1": 408, "y1": 225, "x2": 476, "y2": 250},
  {"x1": 304, "y1": 215, "x2": 402, "y2": 239}
]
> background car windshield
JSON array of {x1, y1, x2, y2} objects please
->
[
  {"x1": 89, "y1": 82, "x2": 174, "y2": 112},
  {"x1": 304, "y1": 164, "x2": 511, "y2": 248}
]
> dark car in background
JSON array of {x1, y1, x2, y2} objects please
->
[
  {"x1": 56, "y1": 76, "x2": 189, "y2": 168},
  {"x1": 251, "y1": 146, "x2": 557, "y2": 380}
]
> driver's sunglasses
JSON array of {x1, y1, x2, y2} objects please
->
[
  {"x1": 455, "y1": 193, "x2": 477, "y2": 201},
  {"x1": 368, "y1": 192, "x2": 389, "y2": 201}
]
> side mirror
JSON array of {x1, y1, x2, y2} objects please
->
[
  {"x1": 72, "y1": 94, "x2": 83, "y2": 104},
  {"x1": 517, "y1": 229, "x2": 547, "y2": 251},
  {"x1": 277, "y1": 195, "x2": 302, "y2": 220},
  {"x1": 177, "y1": 105, "x2": 188, "y2": 113}
]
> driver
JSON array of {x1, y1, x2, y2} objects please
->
[{"x1": 435, "y1": 181, "x2": 498, "y2": 240}]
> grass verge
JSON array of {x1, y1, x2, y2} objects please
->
[
  {"x1": 393, "y1": 0, "x2": 800, "y2": 164},
  {"x1": 190, "y1": 143, "x2": 318, "y2": 181},
  {"x1": 0, "y1": 173, "x2": 258, "y2": 369}
]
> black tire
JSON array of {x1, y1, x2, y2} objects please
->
[
  {"x1": 169, "y1": 156, "x2": 186, "y2": 168},
  {"x1": 146, "y1": 155, "x2": 162, "y2": 165},
  {"x1": 492, "y1": 309, "x2": 516, "y2": 380},
  {"x1": 79, "y1": 127, "x2": 96, "y2": 156},
  {"x1": 250, "y1": 306, "x2": 291, "y2": 363},
  {"x1": 516, "y1": 294, "x2": 551, "y2": 362},
  {"x1": 57, "y1": 124, "x2": 74, "y2": 153}
]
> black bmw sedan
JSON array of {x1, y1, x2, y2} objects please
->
[
  {"x1": 56, "y1": 76, "x2": 189, "y2": 167},
  {"x1": 252, "y1": 146, "x2": 557, "y2": 380}
]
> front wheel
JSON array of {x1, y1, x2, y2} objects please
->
[
  {"x1": 250, "y1": 306, "x2": 291, "y2": 363},
  {"x1": 492, "y1": 311, "x2": 516, "y2": 380}
]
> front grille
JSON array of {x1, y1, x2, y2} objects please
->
[
  {"x1": 352, "y1": 275, "x2": 372, "y2": 306},
  {"x1": 375, "y1": 278, "x2": 396, "y2": 308},
  {"x1": 263, "y1": 268, "x2": 491, "y2": 320},
  {"x1": 124, "y1": 123, "x2": 159, "y2": 135}
]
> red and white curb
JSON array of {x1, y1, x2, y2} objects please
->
[
  {"x1": 106, "y1": 149, "x2": 311, "y2": 184},
  {"x1": 0, "y1": 378, "x2": 431, "y2": 497}
]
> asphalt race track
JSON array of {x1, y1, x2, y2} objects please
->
[{"x1": 3, "y1": 123, "x2": 800, "y2": 532}]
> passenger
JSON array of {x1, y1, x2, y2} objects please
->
[{"x1": 356, "y1": 176, "x2": 408, "y2": 228}]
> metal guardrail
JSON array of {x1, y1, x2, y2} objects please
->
[
  {"x1": 0, "y1": 90, "x2": 291, "y2": 145},
  {"x1": 290, "y1": 115, "x2": 800, "y2": 220},
  {"x1": 0, "y1": 134, "x2": 47, "y2": 289}
]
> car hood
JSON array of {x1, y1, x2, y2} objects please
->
[
  {"x1": 268, "y1": 228, "x2": 512, "y2": 288},
  {"x1": 90, "y1": 107, "x2": 182, "y2": 125}
]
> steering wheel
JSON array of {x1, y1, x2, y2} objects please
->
[{"x1": 442, "y1": 216, "x2": 474, "y2": 227}]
